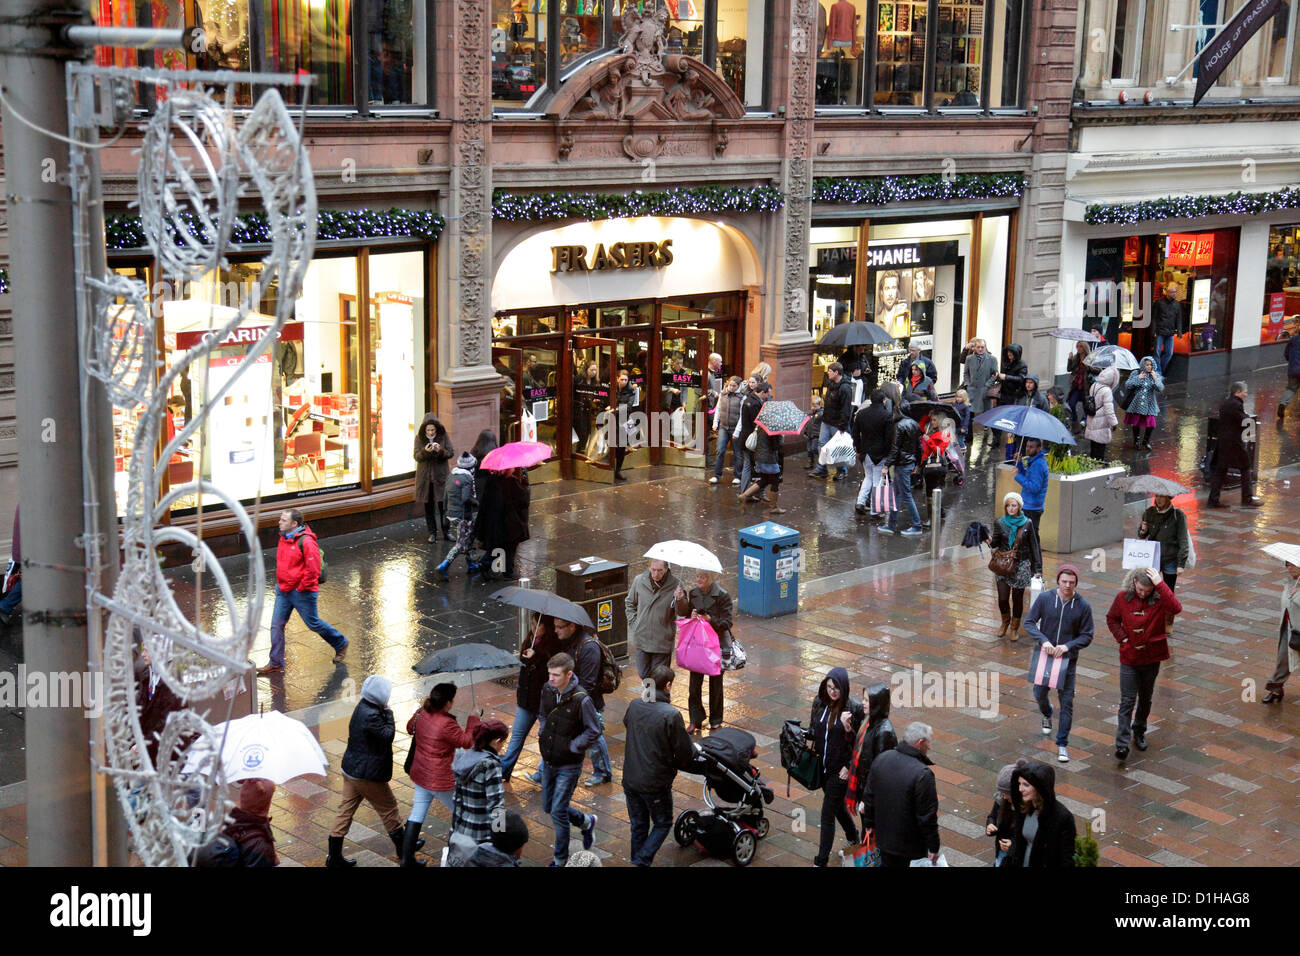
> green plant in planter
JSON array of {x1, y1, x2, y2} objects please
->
[
  {"x1": 1074, "y1": 820, "x2": 1100, "y2": 867},
  {"x1": 1047, "y1": 450, "x2": 1128, "y2": 476}
]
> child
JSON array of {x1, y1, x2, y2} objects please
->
[
  {"x1": 803, "y1": 395, "x2": 824, "y2": 470},
  {"x1": 436, "y1": 452, "x2": 481, "y2": 580},
  {"x1": 985, "y1": 761, "x2": 1023, "y2": 867},
  {"x1": 952, "y1": 388, "x2": 972, "y2": 450},
  {"x1": 919, "y1": 420, "x2": 951, "y2": 528}
]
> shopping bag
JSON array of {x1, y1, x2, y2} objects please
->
[
  {"x1": 873, "y1": 473, "x2": 896, "y2": 514},
  {"x1": 909, "y1": 854, "x2": 949, "y2": 867},
  {"x1": 520, "y1": 407, "x2": 538, "y2": 443},
  {"x1": 819, "y1": 430, "x2": 856, "y2": 467},
  {"x1": 675, "y1": 617, "x2": 722, "y2": 676},
  {"x1": 722, "y1": 638, "x2": 747, "y2": 671},
  {"x1": 1121, "y1": 538, "x2": 1160, "y2": 571},
  {"x1": 1028, "y1": 642, "x2": 1067, "y2": 689},
  {"x1": 1185, "y1": 532, "x2": 1197, "y2": 570},
  {"x1": 850, "y1": 834, "x2": 881, "y2": 868},
  {"x1": 849, "y1": 378, "x2": 865, "y2": 407}
]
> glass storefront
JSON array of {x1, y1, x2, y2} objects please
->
[
  {"x1": 1085, "y1": 229, "x2": 1239, "y2": 359},
  {"x1": 1261, "y1": 224, "x2": 1300, "y2": 344},
  {"x1": 109, "y1": 247, "x2": 430, "y2": 517}
]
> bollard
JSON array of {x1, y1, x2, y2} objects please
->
[
  {"x1": 929, "y1": 488, "x2": 942, "y2": 560},
  {"x1": 517, "y1": 575, "x2": 532, "y2": 646}
]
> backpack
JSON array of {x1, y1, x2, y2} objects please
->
[
  {"x1": 297, "y1": 536, "x2": 327, "y2": 584},
  {"x1": 1083, "y1": 387, "x2": 1098, "y2": 418},
  {"x1": 779, "y1": 718, "x2": 823, "y2": 796},
  {"x1": 585, "y1": 636, "x2": 622, "y2": 695}
]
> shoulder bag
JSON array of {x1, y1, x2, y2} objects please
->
[{"x1": 988, "y1": 526, "x2": 1023, "y2": 577}]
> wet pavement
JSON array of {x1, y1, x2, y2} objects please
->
[{"x1": 0, "y1": 363, "x2": 1297, "y2": 865}]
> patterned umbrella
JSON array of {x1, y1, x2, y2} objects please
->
[
  {"x1": 755, "y1": 400, "x2": 809, "y2": 436},
  {"x1": 1083, "y1": 344, "x2": 1139, "y2": 371},
  {"x1": 1106, "y1": 474, "x2": 1190, "y2": 496},
  {"x1": 1047, "y1": 328, "x2": 1101, "y2": 342}
]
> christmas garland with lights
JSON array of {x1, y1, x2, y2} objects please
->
[
  {"x1": 1085, "y1": 186, "x2": 1300, "y2": 225},
  {"x1": 812, "y1": 172, "x2": 1025, "y2": 205},
  {"x1": 103, "y1": 207, "x2": 445, "y2": 251},
  {"x1": 491, "y1": 185, "x2": 786, "y2": 221}
]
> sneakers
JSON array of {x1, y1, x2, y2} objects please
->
[
  {"x1": 1243, "y1": 498, "x2": 1264, "y2": 508},
  {"x1": 1041, "y1": 715, "x2": 1052, "y2": 736},
  {"x1": 878, "y1": 526, "x2": 896, "y2": 535},
  {"x1": 581, "y1": 814, "x2": 597, "y2": 850},
  {"x1": 584, "y1": 774, "x2": 611, "y2": 787},
  {"x1": 731, "y1": 478, "x2": 741, "y2": 486},
  {"x1": 1133, "y1": 731, "x2": 1148, "y2": 751},
  {"x1": 1057, "y1": 746, "x2": 1069, "y2": 763},
  {"x1": 900, "y1": 527, "x2": 924, "y2": 537},
  {"x1": 333, "y1": 639, "x2": 349, "y2": 663},
  {"x1": 526, "y1": 771, "x2": 543, "y2": 783},
  {"x1": 708, "y1": 476, "x2": 719, "y2": 484}
]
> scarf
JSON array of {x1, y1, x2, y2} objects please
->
[{"x1": 1001, "y1": 512, "x2": 1028, "y2": 535}]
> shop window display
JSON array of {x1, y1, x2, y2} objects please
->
[
  {"x1": 716, "y1": 0, "x2": 765, "y2": 107},
  {"x1": 493, "y1": 0, "x2": 546, "y2": 107},
  {"x1": 1261, "y1": 224, "x2": 1300, "y2": 344}
]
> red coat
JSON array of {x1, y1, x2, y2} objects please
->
[
  {"x1": 1106, "y1": 580, "x2": 1182, "y2": 666},
  {"x1": 276, "y1": 526, "x2": 321, "y2": 593},
  {"x1": 406, "y1": 708, "x2": 482, "y2": 792}
]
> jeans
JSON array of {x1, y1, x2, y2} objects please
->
[
  {"x1": 409, "y1": 783, "x2": 455, "y2": 825},
  {"x1": 587, "y1": 709, "x2": 612, "y2": 780},
  {"x1": 540, "y1": 763, "x2": 588, "y2": 864},
  {"x1": 1116, "y1": 662, "x2": 1160, "y2": 749},
  {"x1": 1282, "y1": 374, "x2": 1300, "y2": 408},
  {"x1": 1160, "y1": 560, "x2": 1178, "y2": 592},
  {"x1": 815, "y1": 773, "x2": 858, "y2": 866},
  {"x1": 268, "y1": 589, "x2": 347, "y2": 668},
  {"x1": 500, "y1": 705, "x2": 540, "y2": 778},
  {"x1": 738, "y1": 446, "x2": 754, "y2": 491},
  {"x1": 1024, "y1": 509, "x2": 1043, "y2": 539},
  {"x1": 0, "y1": 578, "x2": 20, "y2": 616},
  {"x1": 713, "y1": 429, "x2": 735, "y2": 478},
  {"x1": 856, "y1": 455, "x2": 887, "y2": 509},
  {"x1": 1033, "y1": 659, "x2": 1078, "y2": 747},
  {"x1": 1155, "y1": 334, "x2": 1175, "y2": 373},
  {"x1": 625, "y1": 786, "x2": 674, "y2": 866},
  {"x1": 887, "y1": 463, "x2": 921, "y2": 531}
]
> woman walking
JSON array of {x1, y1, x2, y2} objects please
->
[
  {"x1": 447, "y1": 719, "x2": 510, "y2": 864},
  {"x1": 674, "y1": 569, "x2": 733, "y2": 733},
  {"x1": 1106, "y1": 567, "x2": 1182, "y2": 761},
  {"x1": 1006, "y1": 761, "x2": 1076, "y2": 868},
  {"x1": 1124, "y1": 356, "x2": 1164, "y2": 451},
  {"x1": 989, "y1": 492, "x2": 1042, "y2": 641},
  {"x1": 1262, "y1": 553, "x2": 1300, "y2": 705},
  {"x1": 1065, "y1": 341, "x2": 1090, "y2": 431},
  {"x1": 1137, "y1": 493, "x2": 1190, "y2": 593},
  {"x1": 403, "y1": 682, "x2": 483, "y2": 866},
  {"x1": 414, "y1": 414, "x2": 454, "y2": 542},
  {"x1": 501, "y1": 612, "x2": 558, "y2": 783},
  {"x1": 807, "y1": 666, "x2": 863, "y2": 867},
  {"x1": 845, "y1": 683, "x2": 897, "y2": 831},
  {"x1": 476, "y1": 466, "x2": 530, "y2": 581},
  {"x1": 711, "y1": 375, "x2": 744, "y2": 486},
  {"x1": 1084, "y1": 366, "x2": 1120, "y2": 460},
  {"x1": 328, "y1": 675, "x2": 407, "y2": 867},
  {"x1": 738, "y1": 383, "x2": 786, "y2": 514}
]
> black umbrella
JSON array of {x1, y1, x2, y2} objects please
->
[
  {"x1": 488, "y1": 585, "x2": 593, "y2": 629},
  {"x1": 903, "y1": 400, "x2": 959, "y2": 423},
  {"x1": 815, "y1": 321, "x2": 895, "y2": 352},
  {"x1": 412, "y1": 642, "x2": 521, "y2": 676}
]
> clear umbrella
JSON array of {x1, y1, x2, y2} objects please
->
[{"x1": 1084, "y1": 344, "x2": 1139, "y2": 371}]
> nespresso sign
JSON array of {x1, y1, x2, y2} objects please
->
[{"x1": 551, "y1": 240, "x2": 674, "y2": 273}]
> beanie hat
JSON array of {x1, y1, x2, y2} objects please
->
[
  {"x1": 996, "y1": 763, "x2": 1017, "y2": 795},
  {"x1": 361, "y1": 674, "x2": 392, "y2": 707},
  {"x1": 238, "y1": 778, "x2": 275, "y2": 817},
  {"x1": 1003, "y1": 491, "x2": 1024, "y2": 511},
  {"x1": 1056, "y1": 564, "x2": 1081, "y2": 583},
  {"x1": 457, "y1": 451, "x2": 477, "y2": 469}
]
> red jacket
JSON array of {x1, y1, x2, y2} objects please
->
[
  {"x1": 406, "y1": 708, "x2": 482, "y2": 792},
  {"x1": 276, "y1": 525, "x2": 321, "y2": 593},
  {"x1": 1106, "y1": 580, "x2": 1182, "y2": 666}
]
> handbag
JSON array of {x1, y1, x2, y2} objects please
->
[
  {"x1": 779, "y1": 718, "x2": 823, "y2": 795},
  {"x1": 1117, "y1": 383, "x2": 1136, "y2": 412},
  {"x1": 722, "y1": 636, "x2": 747, "y2": 671},
  {"x1": 745, "y1": 428, "x2": 759, "y2": 452},
  {"x1": 985, "y1": 379, "x2": 1002, "y2": 402},
  {"x1": 988, "y1": 526, "x2": 1023, "y2": 576},
  {"x1": 873, "y1": 472, "x2": 896, "y2": 514},
  {"x1": 403, "y1": 740, "x2": 416, "y2": 776}
]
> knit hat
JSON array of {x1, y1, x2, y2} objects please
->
[
  {"x1": 238, "y1": 778, "x2": 275, "y2": 817},
  {"x1": 1003, "y1": 491, "x2": 1024, "y2": 512},
  {"x1": 457, "y1": 451, "x2": 477, "y2": 469},
  {"x1": 996, "y1": 763, "x2": 1018, "y2": 795},
  {"x1": 361, "y1": 674, "x2": 392, "y2": 707},
  {"x1": 565, "y1": 850, "x2": 602, "y2": 867},
  {"x1": 1056, "y1": 564, "x2": 1081, "y2": 583}
]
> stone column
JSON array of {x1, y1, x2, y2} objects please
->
[{"x1": 437, "y1": 0, "x2": 502, "y2": 455}]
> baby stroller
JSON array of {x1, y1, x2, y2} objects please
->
[{"x1": 673, "y1": 728, "x2": 775, "y2": 866}]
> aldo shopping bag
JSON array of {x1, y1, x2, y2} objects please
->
[{"x1": 675, "y1": 617, "x2": 722, "y2": 676}]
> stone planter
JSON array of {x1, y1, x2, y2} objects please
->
[{"x1": 995, "y1": 463, "x2": 1126, "y2": 554}]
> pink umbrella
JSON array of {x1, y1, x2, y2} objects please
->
[{"x1": 480, "y1": 441, "x2": 552, "y2": 472}]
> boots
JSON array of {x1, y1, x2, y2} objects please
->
[
  {"x1": 326, "y1": 835, "x2": 356, "y2": 868},
  {"x1": 738, "y1": 483, "x2": 762, "y2": 504},
  {"x1": 1009, "y1": 617, "x2": 1022, "y2": 642},
  {"x1": 996, "y1": 614, "x2": 1011, "y2": 638},
  {"x1": 389, "y1": 824, "x2": 420, "y2": 863},
  {"x1": 765, "y1": 491, "x2": 787, "y2": 515},
  {"x1": 435, "y1": 559, "x2": 451, "y2": 581},
  {"x1": 400, "y1": 821, "x2": 427, "y2": 867}
]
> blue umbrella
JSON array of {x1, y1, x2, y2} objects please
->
[{"x1": 973, "y1": 405, "x2": 1076, "y2": 446}]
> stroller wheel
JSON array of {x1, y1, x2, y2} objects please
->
[
  {"x1": 732, "y1": 829, "x2": 757, "y2": 866},
  {"x1": 673, "y1": 810, "x2": 701, "y2": 847},
  {"x1": 755, "y1": 817, "x2": 770, "y2": 839}
]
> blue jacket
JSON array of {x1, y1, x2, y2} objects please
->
[
  {"x1": 1014, "y1": 450, "x2": 1049, "y2": 511},
  {"x1": 1021, "y1": 590, "x2": 1094, "y2": 662},
  {"x1": 1286, "y1": 335, "x2": 1300, "y2": 376}
]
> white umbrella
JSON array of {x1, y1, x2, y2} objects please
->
[
  {"x1": 1261, "y1": 542, "x2": 1300, "y2": 566},
  {"x1": 643, "y1": 539, "x2": 723, "y2": 573},
  {"x1": 183, "y1": 711, "x2": 328, "y2": 785}
]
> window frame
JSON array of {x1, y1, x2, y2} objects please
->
[{"x1": 1108, "y1": 0, "x2": 1147, "y2": 86}]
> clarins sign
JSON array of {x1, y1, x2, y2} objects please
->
[{"x1": 551, "y1": 240, "x2": 674, "y2": 273}]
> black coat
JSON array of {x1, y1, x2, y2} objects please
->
[
  {"x1": 515, "y1": 626, "x2": 558, "y2": 711},
  {"x1": 738, "y1": 394, "x2": 762, "y2": 443},
  {"x1": 823, "y1": 377, "x2": 854, "y2": 430},
  {"x1": 621, "y1": 689, "x2": 694, "y2": 792},
  {"x1": 676, "y1": 583, "x2": 734, "y2": 647},
  {"x1": 852, "y1": 401, "x2": 894, "y2": 463},
  {"x1": 885, "y1": 416, "x2": 922, "y2": 469},
  {"x1": 1153, "y1": 296, "x2": 1184, "y2": 337},
  {"x1": 476, "y1": 473, "x2": 530, "y2": 548},
  {"x1": 340, "y1": 699, "x2": 395, "y2": 783},
  {"x1": 845, "y1": 683, "x2": 897, "y2": 810},
  {"x1": 861, "y1": 742, "x2": 941, "y2": 859},
  {"x1": 1214, "y1": 394, "x2": 1251, "y2": 470},
  {"x1": 809, "y1": 667, "x2": 863, "y2": 777},
  {"x1": 999, "y1": 344, "x2": 1029, "y2": 404},
  {"x1": 1007, "y1": 762, "x2": 1076, "y2": 868}
]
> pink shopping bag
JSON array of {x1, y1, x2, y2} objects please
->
[
  {"x1": 873, "y1": 473, "x2": 896, "y2": 514},
  {"x1": 1028, "y1": 643, "x2": 1067, "y2": 689},
  {"x1": 675, "y1": 617, "x2": 722, "y2": 676}
]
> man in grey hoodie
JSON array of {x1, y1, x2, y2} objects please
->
[
  {"x1": 626, "y1": 559, "x2": 681, "y2": 680},
  {"x1": 1021, "y1": 564, "x2": 1094, "y2": 763}
]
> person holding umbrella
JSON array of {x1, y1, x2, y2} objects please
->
[
  {"x1": 1107, "y1": 566, "x2": 1182, "y2": 761},
  {"x1": 501, "y1": 613, "x2": 558, "y2": 784},
  {"x1": 1137, "y1": 491, "x2": 1191, "y2": 594},
  {"x1": 1013, "y1": 438, "x2": 1049, "y2": 536},
  {"x1": 1261, "y1": 544, "x2": 1300, "y2": 705},
  {"x1": 626, "y1": 558, "x2": 681, "y2": 680},
  {"x1": 1065, "y1": 341, "x2": 1091, "y2": 432},
  {"x1": 739, "y1": 382, "x2": 788, "y2": 514},
  {"x1": 476, "y1": 466, "x2": 530, "y2": 581},
  {"x1": 675, "y1": 568, "x2": 733, "y2": 733},
  {"x1": 1123, "y1": 356, "x2": 1164, "y2": 452}
]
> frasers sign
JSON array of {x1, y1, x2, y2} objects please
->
[{"x1": 551, "y1": 240, "x2": 674, "y2": 273}]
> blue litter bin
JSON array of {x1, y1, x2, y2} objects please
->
[{"x1": 737, "y1": 521, "x2": 800, "y2": 618}]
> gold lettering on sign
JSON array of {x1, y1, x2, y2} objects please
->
[{"x1": 550, "y1": 240, "x2": 674, "y2": 273}]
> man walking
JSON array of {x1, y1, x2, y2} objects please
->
[
  {"x1": 1107, "y1": 567, "x2": 1182, "y2": 761},
  {"x1": 1152, "y1": 283, "x2": 1183, "y2": 374},
  {"x1": 1021, "y1": 564, "x2": 1094, "y2": 763},
  {"x1": 859, "y1": 721, "x2": 940, "y2": 868},
  {"x1": 852, "y1": 390, "x2": 893, "y2": 519},
  {"x1": 555, "y1": 616, "x2": 613, "y2": 787},
  {"x1": 621, "y1": 665, "x2": 694, "y2": 866},
  {"x1": 878, "y1": 406, "x2": 924, "y2": 537},
  {"x1": 257, "y1": 509, "x2": 347, "y2": 675},
  {"x1": 626, "y1": 559, "x2": 681, "y2": 680},
  {"x1": 810, "y1": 362, "x2": 853, "y2": 480},
  {"x1": 537, "y1": 652, "x2": 600, "y2": 866},
  {"x1": 1208, "y1": 382, "x2": 1264, "y2": 508}
]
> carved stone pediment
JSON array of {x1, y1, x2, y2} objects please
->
[{"x1": 546, "y1": 53, "x2": 745, "y2": 123}]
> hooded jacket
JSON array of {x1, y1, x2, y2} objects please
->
[
  {"x1": 342, "y1": 682, "x2": 395, "y2": 783},
  {"x1": 406, "y1": 706, "x2": 482, "y2": 792},
  {"x1": 463, "y1": 842, "x2": 520, "y2": 867},
  {"x1": 809, "y1": 667, "x2": 864, "y2": 776},
  {"x1": 1106, "y1": 570, "x2": 1182, "y2": 666},
  {"x1": 1013, "y1": 446, "x2": 1049, "y2": 511},
  {"x1": 445, "y1": 452, "x2": 478, "y2": 520},
  {"x1": 413, "y1": 414, "x2": 454, "y2": 505},
  {"x1": 902, "y1": 371, "x2": 937, "y2": 404},
  {"x1": 1007, "y1": 761, "x2": 1076, "y2": 868},
  {"x1": 861, "y1": 741, "x2": 940, "y2": 859},
  {"x1": 845, "y1": 683, "x2": 897, "y2": 813},
  {"x1": 538, "y1": 673, "x2": 602, "y2": 766},
  {"x1": 1213, "y1": 393, "x2": 1252, "y2": 469},
  {"x1": 622, "y1": 688, "x2": 694, "y2": 792},
  {"x1": 1022, "y1": 374, "x2": 1050, "y2": 411},
  {"x1": 451, "y1": 747, "x2": 505, "y2": 844},
  {"x1": 1084, "y1": 366, "x2": 1120, "y2": 445},
  {"x1": 275, "y1": 523, "x2": 322, "y2": 592},
  {"x1": 1021, "y1": 586, "x2": 1094, "y2": 661},
  {"x1": 1124, "y1": 360, "x2": 1164, "y2": 418},
  {"x1": 823, "y1": 375, "x2": 854, "y2": 430},
  {"x1": 898, "y1": 354, "x2": 938, "y2": 387},
  {"x1": 852, "y1": 401, "x2": 894, "y2": 463},
  {"x1": 999, "y1": 344, "x2": 1029, "y2": 403}
]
